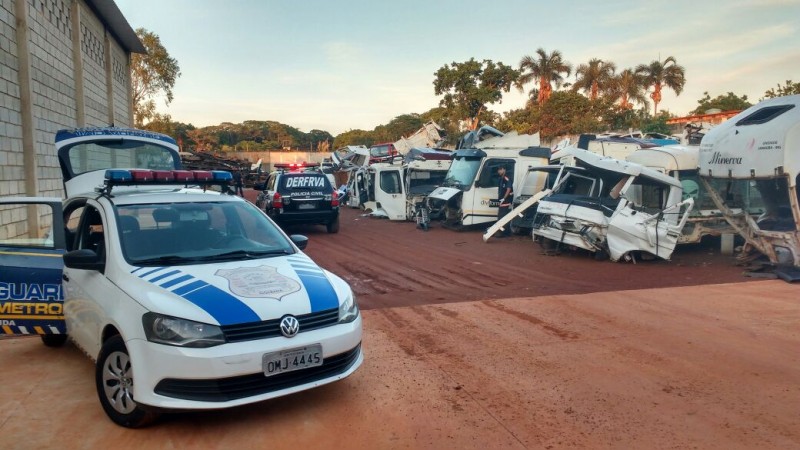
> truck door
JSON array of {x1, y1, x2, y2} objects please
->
[
  {"x1": 0, "y1": 198, "x2": 67, "y2": 345},
  {"x1": 468, "y1": 158, "x2": 515, "y2": 226},
  {"x1": 373, "y1": 166, "x2": 406, "y2": 220},
  {"x1": 606, "y1": 181, "x2": 690, "y2": 261}
]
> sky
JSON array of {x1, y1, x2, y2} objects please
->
[{"x1": 116, "y1": 0, "x2": 800, "y2": 135}]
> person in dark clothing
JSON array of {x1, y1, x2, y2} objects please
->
[
  {"x1": 496, "y1": 165, "x2": 513, "y2": 237},
  {"x1": 233, "y1": 170, "x2": 244, "y2": 196}
]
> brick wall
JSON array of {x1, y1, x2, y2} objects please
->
[
  {"x1": 0, "y1": 0, "x2": 24, "y2": 198},
  {"x1": 110, "y1": 38, "x2": 129, "y2": 126}
]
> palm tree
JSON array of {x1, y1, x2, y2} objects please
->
[
  {"x1": 635, "y1": 56, "x2": 686, "y2": 115},
  {"x1": 610, "y1": 68, "x2": 648, "y2": 109},
  {"x1": 572, "y1": 58, "x2": 616, "y2": 100},
  {"x1": 517, "y1": 48, "x2": 572, "y2": 105}
]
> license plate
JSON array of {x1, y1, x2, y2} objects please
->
[
  {"x1": 262, "y1": 344, "x2": 323, "y2": 377},
  {"x1": 297, "y1": 203, "x2": 316, "y2": 210}
]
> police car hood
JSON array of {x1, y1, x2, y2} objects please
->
[{"x1": 119, "y1": 253, "x2": 347, "y2": 326}]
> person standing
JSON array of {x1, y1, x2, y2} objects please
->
[
  {"x1": 233, "y1": 170, "x2": 245, "y2": 196},
  {"x1": 496, "y1": 165, "x2": 513, "y2": 237}
]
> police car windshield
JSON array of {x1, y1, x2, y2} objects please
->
[
  {"x1": 117, "y1": 201, "x2": 294, "y2": 265},
  {"x1": 443, "y1": 156, "x2": 481, "y2": 190}
]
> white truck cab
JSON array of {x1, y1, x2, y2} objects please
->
[
  {"x1": 428, "y1": 131, "x2": 549, "y2": 229},
  {"x1": 698, "y1": 94, "x2": 800, "y2": 268}
]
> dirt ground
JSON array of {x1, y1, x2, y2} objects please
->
[
  {"x1": 1, "y1": 201, "x2": 797, "y2": 449},
  {"x1": 289, "y1": 206, "x2": 748, "y2": 310}
]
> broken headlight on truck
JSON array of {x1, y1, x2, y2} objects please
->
[
  {"x1": 142, "y1": 312, "x2": 225, "y2": 348},
  {"x1": 338, "y1": 291, "x2": 359, "y2": 323}
]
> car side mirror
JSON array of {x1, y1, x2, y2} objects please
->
[
  {"x1": 290, "y1": 234, "x2": 308, "y2": 250},
  {"x1": 253, "y1": 183, "x2": 265, "y2": 191},
  {"x1": 63, "y1": 249, "x2": 105, "y2": 272}
]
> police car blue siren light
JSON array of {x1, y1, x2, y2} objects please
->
[
  {"x1": 105, "y1": 169, "x2": 133, "y2": 182},
  {"x1": 211, "y1": 171, "x2": 233, "y2": 182}
]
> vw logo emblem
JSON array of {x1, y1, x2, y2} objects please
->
[{"x1": 280, "y1": 315, "x2": 300, "y2": 338}]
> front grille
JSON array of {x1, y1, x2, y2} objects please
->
[
  {"x1": 154, "y1": 344, "x2": 361, "y2": 402},
  {"x1": 221, "y1": 308, "x2": 339, "y2": 343}
]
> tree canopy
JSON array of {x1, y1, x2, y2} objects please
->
[
  {"x1": 691, "y1": 92, "x2": 752, "y2": 115},
  {"x1": 763, "y1": 80, "x2": 800, "y2": 99},
  {"x1": 131, "y1": 28, "x2": 181, "y2": 127},
  {"x1": 636, "y1": 56, "x2": 685, "y2": 116},
  {"x1": 433, "y1": 58, "x2": 518, "y2": 130},
  {"x1": 517, "y1": 48, "x2": 572, "y2": 105}
]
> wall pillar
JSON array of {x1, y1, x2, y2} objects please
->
[
  {"x1": 70, "y1": 0, "x2": 85, "y2": 127},
  {"x1": 13, "y1": 0, "x2": 40, "y2": 233},
  {"x1": 104, "y1": 30, "x2": 114, "y2": 126}
]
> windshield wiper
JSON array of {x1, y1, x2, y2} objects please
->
[
  {"x1": 204, "y1": 249, "x2": 293, "y2": 261},
  {"x1": 135, "y1": 255, "x2": 206, "y2": 265}
]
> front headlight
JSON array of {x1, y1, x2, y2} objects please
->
[
  {"x1": 142, "y1": 313, "x2": 226, "y2": 348},
  {"x1": 338, "y1": 291, "x2": 359, "y2": 323}
]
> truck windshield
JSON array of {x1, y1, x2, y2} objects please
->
[
  {"x1": 116, "y1": 201, "x2": 294, "y2": 265},
  {"x1": 408, "y1": 170, "x2": 448, "y2": 195},
  {"x1": 442, "y1": 157, "x2": 481, "y2": 190}
]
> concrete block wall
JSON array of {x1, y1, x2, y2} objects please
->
[{"x1": 0, "y1": 0, "x2": 136, "y2": 240}]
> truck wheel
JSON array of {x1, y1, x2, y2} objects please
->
[
  {"x1": 40, "y1": 334, "x2": 68, "y2": 347},
  {"x1": 96, "y1": 335, "x2": 159, "y2": 428},
  {"x1": 326, "y1": 217, "x2": 340, "y2": 234}
]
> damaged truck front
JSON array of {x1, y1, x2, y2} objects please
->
[
  {"x1": 427, "y1": 131, "x2": 549, "y2": 230},
  {"x1": 532, "y1": 148, "x2": 694, "y2": 262},
  {"x1": 698, "y1": 94, "x2": 800, "y2": 267}
]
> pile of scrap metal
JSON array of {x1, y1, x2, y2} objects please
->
[
  {"x1": 428, "y1": 127, "x2": 550, "y2": 230},
  {"x1": 528, "y1": 147, "x2": 694, "y2": 262},
  {"x1": 697, "y1": 94, "x2": 800, "y2": 276},
  {"x1": 393, "y1": 121, "x2": 447, "y2": 154},
  {"x1": 180, "y1": 150, "x2": 254, "y2": 183}
]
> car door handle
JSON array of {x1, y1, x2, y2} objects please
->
[{"x1": 62, "y1": 273, "x2": 69, "y2": 282}]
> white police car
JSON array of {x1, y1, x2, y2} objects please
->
[{"x1": 0, "y1": 128, "x2": 362, "y2": 427}]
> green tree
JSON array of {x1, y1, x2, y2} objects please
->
[
  {"x1": 433, "y1": 58, "x2": 519, "y2": 130},
  {"x1": 608, "y1": 68, "x2": 648, "y2": 110},
  {"x1": 517, "y1": 48, "x2": 572, "y2": 105},
  {"x1": 641, "y1": 112, "x2": 672, "y2": 135},
  {"x1": 691, "y1": 91, "x2": 752, "y2": 115},
  {"x1": 763, "y1": 80, "x2": 800, "y2": 98},
  {"x1": 572, "y1": 58, "x2": 616, "y2": 100},
  {"x1": 333, "y1": 129, "x2": 375, "y2": 149},
  {"x1": 635, "y1": 56, "x2": 686, "y2": 116},
  {"x1": 131, "y1": 28, "x2": 181, "y2": 127},
  {"x1": 141, "y1": 113, "x2": 196, "y2": 149}
]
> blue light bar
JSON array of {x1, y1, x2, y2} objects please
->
[
  {"x1": 212, "y1": 171, "x2": 233, "y2": 181},
  {"x1": 105, "y1": 169, "x2": 132, "y2": 182}
]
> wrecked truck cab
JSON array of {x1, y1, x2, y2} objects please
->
[
  {"x1": 532, "y1": 148, "x2": 694, "y2": 262},
  {"x1": 626, "y1": 145, "x2": 764, "y2": 244},
  {"x1": 698, "y1": 94, "x2": 800, "y2": 267},
  {"x1": 428, "y1": 144, "x2": 550, "y2": 230}
]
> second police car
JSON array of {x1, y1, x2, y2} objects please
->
[
  {"x1": 0, "y1": 128, "x2": 362, "y2": 428},
  {"x1": 254, "y1": 163, "x2": 341, "y2": 233}
]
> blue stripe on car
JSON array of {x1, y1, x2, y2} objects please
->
[
  {"x1": 288, "y1": 262, "x2": 338, "y2": 312},
  {"x1": 130, "y1": 268, "x2": 260, "y2": 325}
]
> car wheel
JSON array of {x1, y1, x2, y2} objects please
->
[
  {"x1": 326, "y1": 217, "x2": 340, "y2": 234},
  {"x1": 40, "y1": 334, "x2": 68, "y2": 347},
  {"x1": 96, "y1": 335, "x2": 159, "y2": 428}
]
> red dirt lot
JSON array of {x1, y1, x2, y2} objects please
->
[{"x1": 1, "y1": 202, "x2": 797, "y2": 449}]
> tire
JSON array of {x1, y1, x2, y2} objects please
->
[
  {"x1": 96, "y1": 335, "x2": 159, "y2": 428},
  {"x1": 326, "y1": 217, "x2": 340, "y2": 234},
  {"x1": 40, "y1": 334, "x2": 67, "y2": 347}
]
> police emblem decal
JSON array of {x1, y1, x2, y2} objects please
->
[{"x1": 215, "y1": 266, "x2": 301, "y2": 299}]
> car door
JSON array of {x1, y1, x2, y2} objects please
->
[
  {"x1": 0, "y1": 198, "x2": 66, "y2": 338},
  {"x1": 373, "y1": 166, "x2": 406, "y2": 220}
]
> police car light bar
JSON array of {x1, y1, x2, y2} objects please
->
[
  {"x1": 274, "y1": 162, "x2": 319, "y2": 170},
  {"x1": 102, "y1": 169, "x2": 233, "y2": 194}
]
